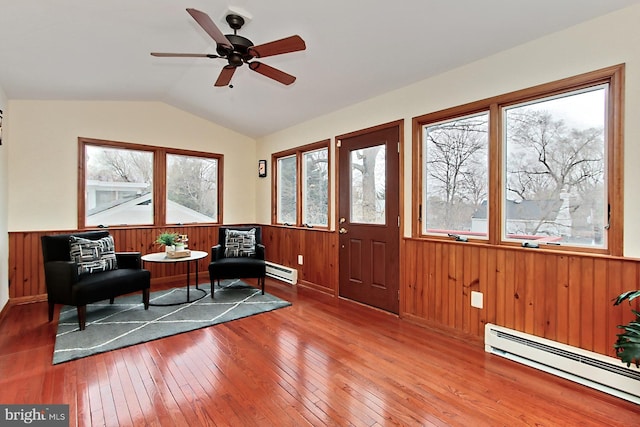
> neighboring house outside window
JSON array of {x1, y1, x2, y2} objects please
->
[
  {"x1": 86, "y1": 179, "x2": 153, "y2": 226},
  {"x1": 273, "y1": 140, "x2": 330, "y2": 228},
  {"x1": 79, "y1": 138, "x2": 223, "y2": 228}
]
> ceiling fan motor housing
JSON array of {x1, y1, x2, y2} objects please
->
[{"x1": 216, "y1": 34, "x2": 255, "y2": 64}]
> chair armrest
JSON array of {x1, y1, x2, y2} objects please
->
[
  {"x1": 211, "y1": 244, "x2": 223, "y2": 261},
  {"x1": 256, "y1": 244, "x2": 265, "y2": 260},
  {"x1": 44, "y1": 261, "x2": 78, "y2": 300},
  {"x1": 116, "y1": 252, "x2": 142, "y2": 269}
]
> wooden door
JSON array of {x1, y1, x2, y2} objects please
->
[{"x1": 338, "y1": 124, "x2": 400, "y2": 313}]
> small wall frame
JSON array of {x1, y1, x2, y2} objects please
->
[{"x1": 258, "y1": 159, "x2": 267, "y2": 177}]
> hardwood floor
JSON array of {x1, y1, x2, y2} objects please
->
[{"x1": 0, "y1": 279, "x2": 638, "y2": 426}]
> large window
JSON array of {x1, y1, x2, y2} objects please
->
[
  {"x1": 79, "y1": 138, "x2": 223, "y2": 228},
  {"x1": 166, "y1": 153, "x2": 219, "y2": 224},
  {"x1": 413, "y1": 65, "x2": 623, "y2": 254},
  {"x1": 302, "y1": 148, "x2": 330, "y2": 226},
  {"x1": 503, "y1": 87, "x2": 607, "y2": 248},
  {"x1": 84, "y1": 144, "x2": 154, "y2": 227},
  {"x1": 277, "y1": 155, "x2": 297, "y2": 225},
  {"x1": 423, "y1": 112, "x2": 489, "y2": 237},
  {"x1": 273, "y1": 140, "x2": 330, "y2": 228}
]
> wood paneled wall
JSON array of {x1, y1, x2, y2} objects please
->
[
  {"x1": 8, "y1": 226, "x2": 221, "y2": 301},
  {"x1": 7, "y1": 225, "x2": 339, "y2": 301},
  {"x1": 402, "y1": 238, "x2": 640, "y2": 358},
  {"x1": 8, "y1": 225, "x2": 640, "y2": 358},
  {"x1": 262, "y1": 225, "x2": 338, "y2": 295}
]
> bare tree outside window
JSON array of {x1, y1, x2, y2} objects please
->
[
  {"x1": 80, "y1": 139, "x2": 224, "y2": 228},
  {"x1": 351, "y1": 145, "x2": 386, "y2": 224},
  {"x1": 423, "y1": 113, "x2": 489, "y2": 236},
  {"x1": 166, "y1": 154, "x2": 218, "y2": 223},
  {"x1": 414, "y1": 66, "x2": 621, "y2": 253},
  {"x1": 504, "y1": 86, "x2": 607, "y2": 247},
  {"x1": 274, "y1": 141, "x2": 330, "y2": 227},
  {"x1": 302, "y1": 148, "x2": 329, "y2": 226},
  {"x1": 277, "y1": 155, "x2": 297, "y2": 224}
]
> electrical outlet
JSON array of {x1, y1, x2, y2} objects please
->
[
  {"x1": 471, "y1": 291, "x2": 483, "y2": 309},
  {"x1": 298, "y1": 254, "x2": 303, "y2": 265}
]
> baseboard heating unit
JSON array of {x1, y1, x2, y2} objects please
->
[
  {"x1": 265, "y1": 261, "x2": 298, "y2": 285},
  {"x1": 485, "y1": 323, "x2": 640, "y2": 404}
]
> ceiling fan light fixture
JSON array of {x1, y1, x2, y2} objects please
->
[{"x1": 228, "y1": 52, "x2": 244, "y2": 67}]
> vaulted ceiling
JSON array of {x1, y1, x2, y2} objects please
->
[{"x1": 1, "y1": 1, "x2": 638, "y2": 138}]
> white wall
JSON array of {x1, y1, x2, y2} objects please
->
[
  {"x1": 7, "y1": 100, "x2": 257, "y2": 231},
  {"x1": 256, "y1": 4, "x2": 640, "y2": 257},
  {"x1": 0, "y1": 84, "x2": 8, "y2": 311}
]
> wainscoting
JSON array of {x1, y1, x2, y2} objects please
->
[
  {"x1": 7, "y1": 225, "x2": 640, "y2": 359},
  {"x1": 261, "y1": 226, "x2": 338, "y2": 295},
  {"x1": 7, "y1": 225, "x2": 339, "y2": 302},
  {"x1": 402, "y1": 238, "x2": 640, "y2": 358},
  {"x1": 8, "y1": 226, "x2": 222, "y2": 302}
]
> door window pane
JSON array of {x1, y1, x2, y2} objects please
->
[
  {"x1": 166, "y1": 154, "x2": 218, "y2": 223},
  {"x1": 85, "y1": 145, "x2": 153, "y2": 226},
  {"x1": 423, "y1": 112, "x2": 489, "y2": 237},
  {"x1": 277, "y1": 155, "x2": 297, "y2": 224},
  {"x1": 503, "y1": 86, "x2": 607, "y2": 247},
  {"x1": 302, "y1": 148, "x2": 329, "y2": 226},
  {"x1": 351, "y1": 145, "x2": 386, "y2": 224}
]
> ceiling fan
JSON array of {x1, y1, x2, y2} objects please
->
[{"x1": 151, "y1": 8, "x2": 306, "y2": 87}]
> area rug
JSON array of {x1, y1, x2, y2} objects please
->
[{"x1": 52, "y1": 280, "x2": 291, "y2": 364}]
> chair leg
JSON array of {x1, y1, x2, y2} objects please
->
[
  {"x1": 142, "y1": 288, "x2": 150, "y2": 310},
  {"x1": 48, "y1": 301, "x2": 55, "y2": 322},
  {"x1": 261, "y1": 276, "x2": 265, "y2": 295},
  {"x1": 77, "y1": 305, "x2": 87, "y2": 331},
  {"x1": 211, "y1": 279, "x2": 219, "y2": 299},
  {"x1": 109, "y1": 297, "x2": 115, "y2": 304}
]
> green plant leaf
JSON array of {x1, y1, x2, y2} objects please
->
[
  {"x1": 613, "y1": 290, "x2": 640, "y2": 366},
  {"x1": 617, "y1": 322, "x2": 640, "y2": 333},
  {"x1": 155, "y1": 232, "x2": 178, "y2": 246},
  {"x1": 613, "y1": 290, "x2": 640, "y2": 305},
  {"x1": 612, "y1": 343, "x2": 640, "y2": 367}
]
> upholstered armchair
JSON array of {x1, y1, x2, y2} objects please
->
[
  {"x1": 41, "y1": 231, "x2": 151, "y2": 330},
  {"x1": 208, "y1": 226, "x2": 266, "y2": 298}
]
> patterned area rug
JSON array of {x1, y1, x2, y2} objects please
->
[{"x1": 52, "y1": 280, "x2": 291, "y2": 364}]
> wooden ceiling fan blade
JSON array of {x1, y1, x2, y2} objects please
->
[
  {"x1": 214, "y1": 66, "x2": 236, "y2": 87},
  {"x1": 249, "y1": 62, "x2": 296, "y2": 85},
  {"x1": 151, "y1": 52, "x2": 218, "y2": 58},
  {"x1": 186, "y1": 8, "x2": 233, "y2": 49},
  {"x1": 249, "y1": 35, "x2": 306, "y2": 58}
]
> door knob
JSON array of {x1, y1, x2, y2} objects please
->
[{"x1": 339, "y1": 227, "x2": 348, "y2": 234}]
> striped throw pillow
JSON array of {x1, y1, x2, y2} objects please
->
[
  {"x1": 69, "y1": 235, "x2": 118, "y2": 275},
  {"x1": 224, "y1": 228, "x2": 256, "y2": 257}
]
